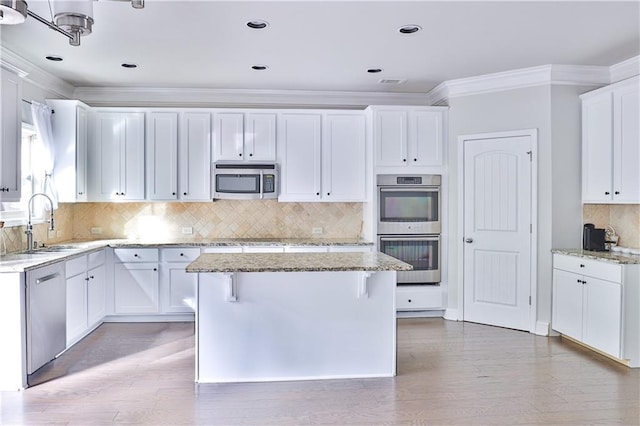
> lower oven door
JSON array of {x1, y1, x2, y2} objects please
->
[{"x1": 378, "y1": 235, "x2": 440, "y2": 284}]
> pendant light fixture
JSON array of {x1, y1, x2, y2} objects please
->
[{"x1": 0, "y1": 0, "x2": 144, "y2": 46}]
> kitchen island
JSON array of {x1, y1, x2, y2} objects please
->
[{"x1": 187, "y1": 252, "x2": 411, "y2": 383}]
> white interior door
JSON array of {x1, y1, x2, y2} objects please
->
[{"x1": 463, "y1": 132, "x2": 533, "y2": 331}]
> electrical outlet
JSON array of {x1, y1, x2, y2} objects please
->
[
  {"x1": 181, "y1": 227, "x2": 193, "y2": 235},
  {"x1": 312, "y1": 227, "x2": 323, "y2": 235},
  {"x1": 48, "y1": 229, "x2": 55, "y2": 239},
  {"x1": 91, "y1": 227, "x2": 102, "y2": 235},
  {"x1": 56, "y1": 230, "x2": 62, "y2": 237}
]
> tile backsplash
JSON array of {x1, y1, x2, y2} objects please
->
[
  {"x1": 72, "y1": 201, "x2": 363, "y2": 241},
  {"x1": 583, "y1": 204, "x2": 640, "y2": 249},
  {"x1": 2, "y1": 201, "x2": 363, "y2": 253}
]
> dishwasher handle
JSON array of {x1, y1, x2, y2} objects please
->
[{"x1": 36, "y1": 272, "x2": 60, "y2": 285}]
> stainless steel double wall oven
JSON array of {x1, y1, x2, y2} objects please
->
[{"x1": 377, "y1": 174, "x2": 441, "y2": 285}]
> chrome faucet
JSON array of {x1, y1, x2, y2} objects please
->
[{"x1": 25, "y1": 193, "x2": 55, "y2": 251}]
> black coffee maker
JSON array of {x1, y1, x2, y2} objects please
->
[{"x1": 583, "y1": 223, "x2": 607, "y2": 251}]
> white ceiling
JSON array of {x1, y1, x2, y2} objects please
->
[{"x1": 1, "y1": 0, "x2": 639, "y2": 95}]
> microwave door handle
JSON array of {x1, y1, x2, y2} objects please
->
[{"x1": 259, "y1": 170, "x2": 264, "y2": 200}]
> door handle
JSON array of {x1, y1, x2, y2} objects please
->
[{"x1": 465, "y1": 238, "x2": 474, "y2": 243}]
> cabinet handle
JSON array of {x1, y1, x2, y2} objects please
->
[
  {"x1": 172, "y1": 192, "x2": 176, "y2": 196},
  {"x1": 579, "y1": 264, "x2": 585, "y2": 268},
  {"x1": 153, "y1": 268, "x2": 157, "y2": 271},
  {"x1": 122, "y1": 193, "x2": 125, "y2": 196},
  {"x1": 403, "y1": 159, "x2": 407, "y2": 162},
  {"x1": 408, "y1": 299, "x2": 412, "y2": 303},
  {"x1": 134, "y1": 254, "x2": 139, "y2": 257},
  {"x1": 180, "y1": 253, "x2": 184, "y2": 257},
  {"x1": 605, "y1": 191, "x2": 610, "y2": 195},
  {"x1": 78, "y1": 192, "x2": 83, "y2": 195},
  {"x1": 327, "y1": 192, "x2": 330, "y2": 196},
  {"x1": 249, "y1": 153, "x2": 253, "y2": 157},
  {"x1": 316, "y1": 192, "x2": 320, "y2": 196},
  {"x1": 36, "y1": 273, "x2": 60, "y2": 285},
  {"x1": 239, "y1": 153, "x2": 242, "y2": 157},
  {"x1": 85, "y1": 277, "x2": 90, "y2": 281},
  {"x1": 413, "y1": 158, "x2": 417, "y2": 162},
  {"x1": 90, "y1": 275, "x2": 94, "y2": 279},
  {"x1": 615, "y1": 191, "x2": 620, "y2": 195}
]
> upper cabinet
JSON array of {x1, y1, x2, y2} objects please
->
[
  {"x1": 214, "y1": 111, "x2": 276, "y2": 162},
  {"x1": 48, "y1": 100, "x2": 93, "y2": 202},
  {"x1": 146, "y1": 112, "x2": 179, "y2": 201},
  {"x1": 581, "y1": 76, "x2": 639, "y2": 204},
  {"x1": 371, "y1": 106, "x2": 446, "y2": 167},
  {"x1": 278, "y1": 111, "x2": 366, "y2": 202},
  {"x1": 88, "y1": 111, "x2": 145, "y2": 201},
  {"x1": 0, "y1": 69, "x2": 22, "y2": 202}
]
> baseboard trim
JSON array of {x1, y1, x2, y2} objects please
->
[
  {"x1": 103, "y1": 314, "x2": 195, "y2": 323},
  {"x1": 397, "y1": 310, "x2": 444, "y2": 319},
  {"x1": 534, "y1": 321, "x2": 550, "y2": 336},
  {"x1": 443, "y1": 308, "x2": 461, "y2": 321}
]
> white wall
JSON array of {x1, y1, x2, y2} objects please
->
[{"x1": 445, "y1": 84, "x2": 594, "y2": 330}]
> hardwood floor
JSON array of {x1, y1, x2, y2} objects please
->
[{"x1": 1, "y1": 319, "x2": 638, "y2": 425}]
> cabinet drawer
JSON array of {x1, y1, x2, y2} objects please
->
[
  {"x1": 202, "y1": 246, "x2": 243, "y2": 253},
  {"x1": 161, "y1": 248, "x2": 201, "y2": 262},
  {"x1": 88, "y1": 250, "x2": 105, "y2": 269},
  {"x1": 396, "y1": 287, "x2": 443, "y2": 310},
  {"x1": 114, "y1": 248, "x2": 159, "y2": 263},
  {"x1": 65, "y1": 255, "x2": 87, "y2": 278},
  {"x1": 553, "y1": 254, "x2": 622, "y2": 282}
]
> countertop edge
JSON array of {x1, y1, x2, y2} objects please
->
[{"x1": 552, "y1": 249, "x2": 640, "y2": 265}]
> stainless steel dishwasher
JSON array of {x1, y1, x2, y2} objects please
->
[{"x1": 26, "y1": 261, "x2": 66, "y2": 375}]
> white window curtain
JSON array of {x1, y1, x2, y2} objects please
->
[{"x1": 30, "y1": 101, "x2": 58, "y2": 210}]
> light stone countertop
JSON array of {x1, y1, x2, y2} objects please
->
[
  {"x1": 552, "y1": 249, "x2": 640, "y2": 265},
  {"x1": 186, "y1": 252, "x2": 413, "y2": 273},
  {"x1": 0, "y1": 238, "x2": 374, "y2": 273}
]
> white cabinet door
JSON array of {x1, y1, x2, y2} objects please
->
[
  {"x1": 410, "y1": 110, "x2": 444, "y2": 166},
  {"x1": 278, "y1": 113, "x2": 322, "y2": 201},
  {"x1": 90, "y1": 112, "x2": 145, "y2": 201},
  {"x1": 66, "y1": 272, "x2": 88, "y2": 345},
  {"x1": 582, "y1": 93, "x2": 614, "y2": 202},
  {"x1": 161, "y1": 263, "x2": 197, "y2": 313},
  {"x1": 0, "y1": 69, "x2": 22, "y2": 202},
  {"x1": 146, "y1": 112, "x2": 178, "y2": 200},
  {"x1": 245, "y1": 113, "x2": 276, "y2": 161},
  {"x1": 214, "y1": 113, "x2": 244, "y2": 161},
  {"x1": 87, "y1": 263, "x2": 106, "y2": 326},
  {"x1": 322, "y1": 114, "x2": 366, "y2": 202},
  {"x1": 114, "y1": 263, "x2": 159, "y2": 314},
  {"x1": 375, "y1": 110, "x2": 408, "y2": 166},
  {"x1": 552, "y1": 268, "x2": 584, "y2": 340},
  {"x1": 613, "y1": 83, "x2": 640, "y2": 203},
  {"x1": 179, "y1": 112, "x2": 211, "y2": 201},
  {"x1": 583, "y1": 277, "x2": 622, "y2": 357},
  {"x1": 48, "y1": 100, "x2": 91, "y2": 202}
]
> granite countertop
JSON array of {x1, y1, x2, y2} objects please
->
[
  {"x1": 0, "y1": 238, "x2": 374, "y2": 273},
  {"x1": 186, "y1": 252, "x2": 413, "y2": 273},
  {"x1": 552, "y1": 249, "x2": 640, "y2": 265}
]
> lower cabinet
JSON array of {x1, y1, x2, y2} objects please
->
[
  {"x1": 65, "y1": 250, "x2": 106, "y2": 346},
  {"x1": 552, "y1": 253, "x2": 639, "y2": 366},
  {"x1": 160, "y1": 248, "x2": 199, "y2": 313},
  {"x1": 113, "y1": 248, "x2": 159, "y2": 314}
]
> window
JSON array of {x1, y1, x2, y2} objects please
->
[{"x1": 0, "y1": 122, "x2": 46, "y2": 225}]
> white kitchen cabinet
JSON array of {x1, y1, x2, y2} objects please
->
[
  {"x1": 321, "y1": 113, "x2": 366, "y2": 201},
  {"x1": 47, "y1": 100, "x2": 92, "y2": 202},
  {"x1": 278, "y1": 112, "x2": 366, "y2": 202},
  {"x1": 0, "y1": 69, "x2": 22, "y2": 202},
  {"x1": 113, "y1": 248, "x2": 159, "y2": 314},
  {"x1": 146, "y1": 112, "x2": 178, "y2": 200},
  {"x1": 89, "y1": 111, "x2": 145, "y2": 201},
  {"x1": 552, "y1": 253, "x2": 640, "y2": 366},
  {"x1": 214, "y1": 112, "x2": 276, "y2": 162},
  {"x1": 160, "y1": 248, "x2": 199, "y2": 313},
  {"x1": 371, "y1": 106, "x2": 446, "y2": 167},
  {"x1": 65, "y1": 250, "x2": 106, "y2": 346},
  {"x1": 581, "y1": 76, "x2": 640, "y2": 203},
  {"x1": 179, "y1": 112, "x2": 211, "y2": 200}
]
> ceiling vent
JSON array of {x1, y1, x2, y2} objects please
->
[{"x1": 378, "y1": 79, "x2": 406, "y2": 85}]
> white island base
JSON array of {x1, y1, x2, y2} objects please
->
[{"x1": 196, "y1": 270, "x2": 397, "y2": 383}]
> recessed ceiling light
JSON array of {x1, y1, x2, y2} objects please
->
[
  {"x1": 121, "y1": 63, "x2": 138, "y2": 69},
  {"x1": 367, "y1": 68, "x2": 383, "y2": 73},
  {"x1": 251, "y1": 65, "x2": 268, "y2": 71},
  {"x1": 246, "y1": 20, "x2": 268, "y2": 29},
  {"x1": 398, "y1": 25, "x2": 422, "y2": 34},
  {"x1": 45, "y1": 55, "x2": 63, "y2": 62}
]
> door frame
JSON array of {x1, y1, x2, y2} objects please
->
[{"x1": 456, "y1": 129, "x2": 538, "y2": 333}]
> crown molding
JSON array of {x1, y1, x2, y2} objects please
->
[
  {"x1": 425, "y1": 64, "x2": 611, "y2": 105},
  {"x1": 0, "y1": 46, "x2": 75, "y2": 99},
  {"x1": 610, "y1": 56, "x2": 640, "y2": 83},
  {"x1": 72, "y1": 86, "x2": 430, "y2": 108}
]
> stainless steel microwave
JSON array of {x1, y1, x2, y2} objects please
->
[{"x1": 213, "y1": 163, "x2": 279, "y2": 200}]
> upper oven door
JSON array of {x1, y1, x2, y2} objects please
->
[{"x1": 378, "y1": 186, "x2": 440, "y2": 234}]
